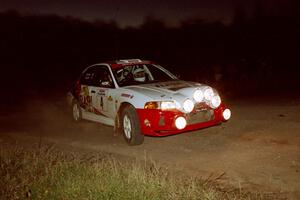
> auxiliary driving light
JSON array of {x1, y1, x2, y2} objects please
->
[
  {"x1": 211, "y1": 95, "x2": 221, "y2": 108},
  {"x1": 204, "y1": 87, "x2": 214, "y2": 101},
  {"x1": 175, "y1": 116, "x2": 187, "y2": 130},
  {"x1": 222, "y1": 109, "x2": 231, "y2": 120},
  {"x1": 193, "y1": 89, "x2": 204, "y2": 102},
  {"x1": 183, "y1": 99, "x2": 194, "y2": 113}
]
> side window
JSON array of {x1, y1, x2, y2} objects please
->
[
  {"x1": 80, "y1": 67, "x2": 97, "y2": 86},
  {"x1": 94, "y1": 66, "x2": 115, "y2": 88},
  {"x1": 80, "y1": 65, "x2": 114, "y2": 88}
]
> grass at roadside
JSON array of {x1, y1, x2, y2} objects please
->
[{"x1": 0, "y1": 143, "x2": 277, "y2": 200}]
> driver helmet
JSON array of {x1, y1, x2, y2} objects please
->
[{"x1": 133, "y1": 68, "x2": 146, "y2": 82}]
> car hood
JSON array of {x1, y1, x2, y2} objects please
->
[{"x1": 124, "y1": 80, "x2": 204, "y2": 101}]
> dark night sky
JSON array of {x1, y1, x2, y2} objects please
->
[{"x1": 0, "y1": 0, "x2": 289, "y2": 27}]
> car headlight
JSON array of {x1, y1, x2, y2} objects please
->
[
  {"x1": 144, "y1": 101, "x2": 176, "y2": 110},
  {"x1": 193, "y1": 89, "x2": 204, "y2": 102},
  {"x1": 144, "y1": 102, "x2": 159, "y2": 109},
  {"x1": 211, "y1": 95, "x2": 221, "y2": 108},
  {"x1": 204, "y1": 87, "x2": 214, "y2": 101},
  {"x1": 183, "y1": 99, "x2": 194, "y2": 113},
  {"x1": 161, "y1": 101, "x2": 176, "y2": 110}
]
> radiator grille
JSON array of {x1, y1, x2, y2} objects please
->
[{"x1": 187, "y1": 109, "x2": 214, "y2": 125}]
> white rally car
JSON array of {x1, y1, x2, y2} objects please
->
[{"x1": 67, "y1": 59, "x2": 231, "y2": 145}]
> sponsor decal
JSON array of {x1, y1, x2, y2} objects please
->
[
  {"x1": 115, "y1": 100, "x2": 118, "y2": 110},
  {"x1": 79, "y1": 86, "x2": 92, "y2": 109},
  {"x1": 81, "y1": 86, "x2": 89, "y2": 96},
  {"x1": 121, "y1": 93, "x2": 134, "y2": 98},
  {"x1": 154, "y1": 82, "x2": 189, "y2": 91},
  {"x1": 98, "y1": 89, "x2": 107, "y2": 96}
]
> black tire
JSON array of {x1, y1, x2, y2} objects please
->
[
  {"x1": 121, "y1": 105, "x2": 144, "y2": 145},
  {"x1": 72, "y1": 100, "x2": 82, "y2": 122}
]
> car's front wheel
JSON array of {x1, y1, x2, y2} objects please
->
[
  {"x1": 72, "y1": 100, "x2": 82, "y2": 122},
  {"x1": 121, "y1": 105, "x2": 144, "y2": 145}
]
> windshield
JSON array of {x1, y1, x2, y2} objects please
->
[{"x1": 112, "y1": 64, "x2": 177, "y2": 87}]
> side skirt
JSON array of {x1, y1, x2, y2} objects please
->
[{"x1": 81, "y1": 109, "x2": 114, "y2": 126}]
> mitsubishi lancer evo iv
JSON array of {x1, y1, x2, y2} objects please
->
[{"x1": 67, "y1": 59, "x2": 231, "y2": 145}]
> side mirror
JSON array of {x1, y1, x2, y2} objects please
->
[{"x1": 175, "y1": 74, "x2": 181, "y2": 79}]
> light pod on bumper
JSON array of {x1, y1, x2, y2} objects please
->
[
  {"x1": 175, "y1": 116, "x2": 187, "y2": 130},
  {"x1": 222, "y1": 108, "x2": 231, "y2": 120}
]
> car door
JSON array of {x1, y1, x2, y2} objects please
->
[
  {"x1": 78, "y1": 66, "x2": 96, "y2": 112},
  {"x1": 89, "y1": 65, "x2": 115, "y2": 118}
]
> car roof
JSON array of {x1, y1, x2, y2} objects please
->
[{"x1": 104, "y1": 59, "x2": 155, "y2": 69}]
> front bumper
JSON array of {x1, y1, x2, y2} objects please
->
[{"x1": 136, "y1": 103, "x2": 229, "y2": 136}]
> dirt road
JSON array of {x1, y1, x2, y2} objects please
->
[{"x1": 1, "y1": 94, "x2": 299, "y2": 199}]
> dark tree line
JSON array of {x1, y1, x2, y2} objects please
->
[{"x1": 0, "y1": 6, "x2": 299, "y2": 96}]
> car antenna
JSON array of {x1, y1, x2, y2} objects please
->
[{"x1": 113, "y1": 6, "x2": 120, "y2": 61}]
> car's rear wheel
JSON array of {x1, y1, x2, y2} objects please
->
[
  {"x1": 72, "y1": 100, "x2": 82, "y2": 122},
  {"x1": 121, "y1": 105, "x2": 144, "y2": 145}
]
